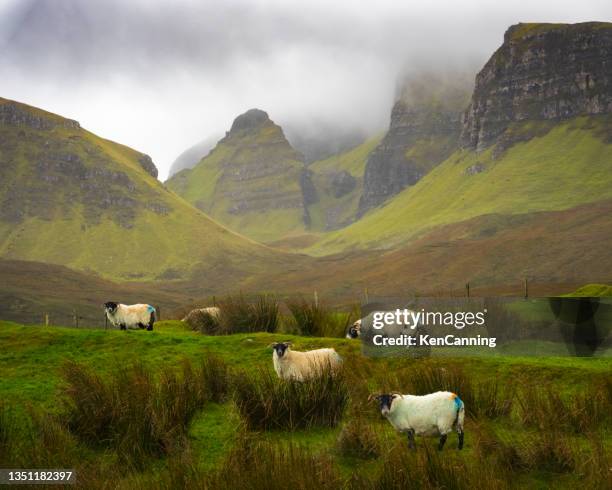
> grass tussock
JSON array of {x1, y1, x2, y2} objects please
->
[
  {"x1": 184, "y1": 309, "x2": 222, "y2": 335},
  {"x1": 204, "y1": 433, "x2": 342, "y2": 490},
  {"x1": 519, "y1": 431, "x2": 576, "y2": 473},
  {"x1": 216, "y1": 294, "x2": 279, "y2": 334},
  {"x1": 233, "y1": 367, "x2": 348, "y2": 431},
  {"x1": 62, "y1": 357, "x2": 229, "y2": 466},
  {"x1": 516, "y1": 380, "x2": 610, "y2": 433},
  {"x1": 364, "y1": 441, "x2": 508, "y2": 490},
  {"x1": 336, "y1": 414, "x2": 380, "y2": 459},
  {"x1": 287, "y1": 297, "x2": 356, "y2": 337}
]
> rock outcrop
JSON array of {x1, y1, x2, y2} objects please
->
[
  {"x1": 461, "y1": 22, "x2": 612, "y2": 150},
  {"x1": 0, "y1": 99, "x2": 80, "y2": 130},
  {"x1": 358, "y1": 74, "x2": 470, "y2": 215},
  {"x1": 138, "y1": 154, "x2": 158, "y2": 179}
]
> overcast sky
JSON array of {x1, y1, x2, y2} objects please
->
[{"x1": 1, "y1": 0, "x2": 611, "y2": 179}]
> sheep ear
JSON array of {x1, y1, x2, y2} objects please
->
[
  {"x1": 268, "y1": 343, "x2": 278, "y2": 348},
  {"x1": 367, "y1": 394, "x2": 379, "y2": 402},
  {"x1": 284, "y1": 341, "x2": 293, "y2": 346}
]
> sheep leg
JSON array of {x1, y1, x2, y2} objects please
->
[
  {"x1": 406, "y1": 429, "x2": 415, "y2": 450},
  {"x1": 438, "y1": 434, "x2": 447, "y2": 451},
  {"x1": 120, "y1": 323, "x2": 126, "y2": 331},
  {"x1": 458, "y1": 430, "x2": 464, "y2": 450}
]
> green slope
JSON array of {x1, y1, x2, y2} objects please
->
[
  {"x1": 306, "y1": 135, "x2": 382, "y2": 231},
  {"x1": 308, "y1": 116, "x2": 612, "y2": 254},
  {"x1": 166, "y1": 110, "x2": 308, "y2": 243},
  {"x1": 0, "y1": 98, "x2": 279, "y2": 280}
]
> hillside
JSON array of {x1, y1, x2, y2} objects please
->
[
  {"x1": 306, "y1": 135, "x2": 382, "y2": 231},
  {"x1": 309, "y1": 23, "x2": 612, "y2": 261},
  {"x1": 0, "y1": 98, "x2": 282, "y2": 280},
  {"x1": 166, "y1": 109, "x2": 310, "y2": 243},
  {"x1": 358, "y1": 73, "x2": 472, "y2": 215}
]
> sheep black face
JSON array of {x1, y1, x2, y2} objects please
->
[
  {"x1": 374, "y1": 394, "x2": 399, "y2": 416},
  {"x1": 271, "y1": 342, "x2": 290, "y2": 358},
  {"x1": 104, "y1": 302, "x2": 118, "y2": 315},
  {"x1": 346, "y1": 319, "x2": 361, "y2": 339}
]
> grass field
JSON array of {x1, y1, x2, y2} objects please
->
[{"x1": 0, "y1": 320, "x2": 610, "y2": 489}]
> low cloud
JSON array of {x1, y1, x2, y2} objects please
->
[{"x1": 1, "y1": 0, "x2": 610, "y2": 179}]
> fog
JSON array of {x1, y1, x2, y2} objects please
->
[{"x1": 1, "y1": 0, "x2": 610, "y2": 179}]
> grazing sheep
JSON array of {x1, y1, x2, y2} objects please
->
[
  {"x1": 370, "y1": 391, "x2": 465, "y2": 450},
  {"x1": 270, "y1": 342, "x2": 342, "y2": 381},
  {"x1": 182, "y1": 306, "x2": 221, "y2": 323},
  {"x1": 346, "y1": 310, "x2": 421, "y2": 340},
  {"x1": 104, "y1": 302, "x2": 156, "y2": 331}
]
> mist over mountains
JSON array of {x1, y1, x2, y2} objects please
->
[{"x1": 4, "y1": 0, "x2": 610, "y2": 179}]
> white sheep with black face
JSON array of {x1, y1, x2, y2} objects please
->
[
  {"x1": 104, "y1": 302, "x2": 156, "y2": 331},
  {"x1": 370, "y1": 391, "x2": 465, "y2": 451},
  {"x1": 270, "y1": 342, "x2": 342, "y2": 381}
]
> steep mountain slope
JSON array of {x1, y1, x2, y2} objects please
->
[
  {"x1": 306, "y1": 135, "x2": 382, "y2": 231},
  {"x1": 358, "y1": 73, "x2": 472, "y2": 215},
  {"x1": 309, "y1": 22, "x2": 612, "y2": 256},
  {"x1": 0, "y1": 98, "x2": 281, "y2": 280},
  {"x1": 167, "y1": 135, "x2": 220, "y2": 178},
  {"x1": 166, "y1": 109, "x2": 310, "y2": 243}
]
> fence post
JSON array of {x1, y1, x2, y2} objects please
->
[
  {"x1": 105, "y1": 314, "x2": 108, "y2": 330},
  {"x1": 466, "y1": 283, "x2": 470, "y2": 298},
  {"x1": 213, "y1": 295, "x2": 216, "y2": 307},
  {"x1": 44, "y1": 313, "x2": 49, "y2": 327},
  {"x1": 73, "y1": 309, "x2": 79, "y2": 328},
  {"x1": 314, "y1": 290, "x2": 319, "y2": 308},
  {"x1": 364, "y1": 288, "x2": 369, "y2": 304},
  {"x1": 524, "y1": 277, "x2": 529, "y2": 300}
]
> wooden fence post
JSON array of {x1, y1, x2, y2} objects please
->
[
  {"x1": 73, "y1": 309, "x2": 79, "y2": 328},
  {"x1": 524, "y1": 277, "x2": 529, "y2": 300},
  {"x1": 364, "y1": 288, "x2": 369, "y2": 304},
  {"x1": 314, "y1": 290, "x2": 319, "y2": 308},
  {"x1": 466, "y1": 283, "x2": 470, "y2": 298},
  {"x1": 44, "y1": 313, "x2": 49, "y2": 327}
]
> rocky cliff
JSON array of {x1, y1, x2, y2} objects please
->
[
  {"x1": 0, "y1": 97, "x2": 278, "y2": 279},
  {"x1": 166, "y1": 109, "x2": 310, "y2": 242},
  {"x1": 358, "y1": 74, "x2": 471, "y2": 215},
  {"x1": 461, "y1": 22, "x2": 612, "y2": 150}
]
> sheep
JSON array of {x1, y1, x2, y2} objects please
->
[
  {"x1": 182, "y1": 306, "x2": 220, "y2": 323},
  {"x1": 346, "y1": 310, "x2": 419, "y2": 340},
  {"x1": 270, "y1": 342, "x2": 342, "y2": 381},
  {"x1": 369, "y1": 391, "x2": 465, "y2": 451},
  {"x1": 104, "y1": 302, "x2": 156, "y2": 331}
]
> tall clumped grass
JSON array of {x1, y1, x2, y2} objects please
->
[
  {"x1": 183, "y1": 294, "x2": 279, "y2": 335},
  {"x1": 286, "y1": 297, "x2": 356, "y2": 337},
  {"x1": 204, "y1": 433, "x2": 342, "y2": 490},
  {"x1": 0, "y1": 405, "x2": 80, "y2": 469},
  {"x1": 62, "y1": 356, "x2": 229, "y2": 467},
  {"x1": 516, "y1": 379, "x2": 611, "y2": 433},
  {"x1": 336, "y1": 413, "x2": 380, "y2": 459},
  {"x1": 217, "y1": 294, "x2": 279, "y2": 334},
  {"x1": 392, "y1": 362, "x2": 512, "y2": 420},
  {"x1": 233, "y1": 368, "x2": 348, "y2": 431},
  {"x1": 363, "y1": 441, "x2": 508, "y2": 490},
  {"x1": 184, "y1": 309, "x2": 222, "y2": 335}
]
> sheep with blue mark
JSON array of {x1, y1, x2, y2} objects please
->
[
  {"x1": 104, "y1": 302, "x2": 156, "y2": 331},
  {"x1": 369, "y1": 391, "x2": 465, "y2": 450}
]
